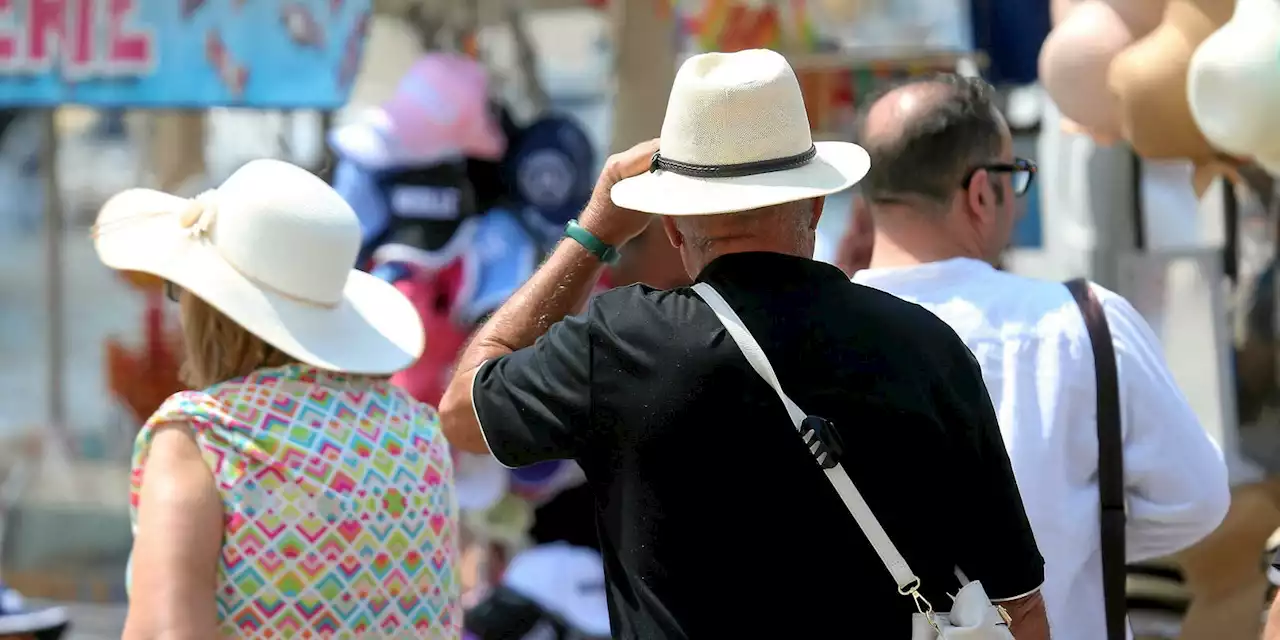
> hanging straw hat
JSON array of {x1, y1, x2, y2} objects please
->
[
  {"x1": 92, "y1": 159, "x2": 425, "y2": 375},
  {"x1": 610, "y1": 48, "x2": 870, "y2": 216}
]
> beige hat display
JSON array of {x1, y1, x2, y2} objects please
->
[
  {"x1": 1037, "y1": 0, "x2": 1165, "y2": 144},
  {"x1": 610, "y1": 49, "x2": 870, "y2": 217},
  {"x1": 1107, "y1": 0, "x2": 1235, "y2": 193},
  {"x1": 1187, "y1": 0, "x2": 1280, "y2": 175},
  {"x1": 93, "y1": 158, "x2": 425, "y2": 375}
]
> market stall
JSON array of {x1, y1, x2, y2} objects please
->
[
  {"x1": 0, "y1": 0, "x2": 371, "y2": 601},
  {"x1": 0, "y1": 0, "x2": 372, "y2": 445},
  {"x1": 671, "y1": 0, "x2": 983, "y2": 141}
]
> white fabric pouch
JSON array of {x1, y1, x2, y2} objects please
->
[
  {"x1": 692, "y1": 282, "x2": 1015, "y2": 639},
  {"x1": 912, "y1": 578, "x2": 1015, "y2": 639}
]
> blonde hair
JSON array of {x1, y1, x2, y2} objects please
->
[{"x1": 178, "y1": 292, "x2": 297, "y2": 389}]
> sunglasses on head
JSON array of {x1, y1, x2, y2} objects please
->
[{"x1": 962, "y1": 157, "x2": 1037, "y2": 197}]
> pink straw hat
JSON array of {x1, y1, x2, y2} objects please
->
[{"x1": 332, "y1": 53, "x2": 507, "y2": 168}]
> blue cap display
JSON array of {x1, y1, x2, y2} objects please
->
[{"x1": 505, "y1": 113, "x2": 596, "y2": 227}]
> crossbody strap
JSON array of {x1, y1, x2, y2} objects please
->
[
  {"x1": 692, "y1": 283, "x2": 928, "y2": 604},
  {"x1": 1064, "y1": 278, "x2": 1127, "y2": 640}
]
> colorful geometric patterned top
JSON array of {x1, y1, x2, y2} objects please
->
[{"x1": 128, "y1": 364, "x2": 461, "y2": 638}]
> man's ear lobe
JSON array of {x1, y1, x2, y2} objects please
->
[
  {"x1": 853, "y1": 195, "x2": 869, "y2": 220},
  {"x1": 810, "y1": 196, "x2": 826, "y2": 230},
  {"x1": 661, "y1": 216, "x2": 683, "y2": 248},
  {"x1": 966, "y1": 170, "x2": 988, "y2": 215}
]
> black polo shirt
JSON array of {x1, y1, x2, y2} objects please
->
[{"x1": 472, "y1": 252, "x2": 1044, "y2": 638}]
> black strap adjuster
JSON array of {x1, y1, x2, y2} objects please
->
[{"x1": 800, "y1": 415, "x2": 844, "y2": 469}]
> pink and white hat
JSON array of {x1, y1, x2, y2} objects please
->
[{"x1": 331, "y1": 53, "x2": 507, "y2": 169}]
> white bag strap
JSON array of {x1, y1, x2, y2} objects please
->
[{"x1": 692, "y1": 282, "x2": 927, "y2": 601}]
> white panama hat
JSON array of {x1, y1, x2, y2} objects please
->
[
  {"x1": 93, "y1": 159, "x2": 425, "y2": 376},
  {"x1": 610, "y1": 48, "x2": 871, "y2": 216}
]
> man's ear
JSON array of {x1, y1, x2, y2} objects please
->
[
  {"x1": 966, "y1": 169, "x2": 993, "y2": 221},
  {"x1": 661, "y1": 216, "x2": 683, "y2": 248},
  {"x1": 852, "y1": 195, "x2": 869, "y2": 223},
  {"x1": 809, "y1": 196, "x2": 826, "y2": 230}
]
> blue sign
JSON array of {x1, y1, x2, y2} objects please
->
[
  {"x1": 1011, "y1": 133, "x2": 1043, "y2": 248},
  {"x1": 1011, "y1": 178, "x2": 1043, "y2": 248},
  {"x1": 0, "y1": 0, "x2": 371, "y2": 108}
]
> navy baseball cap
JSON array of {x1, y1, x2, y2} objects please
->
[{"x1": 504, "y1": 113, "x2": 596, "y2": 227}]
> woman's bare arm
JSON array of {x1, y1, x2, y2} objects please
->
[
  {"x1": 123, "y1": 423, "x2": 223, "y2": 640},
  {"x1": 1265, "y1": 593, "x2": 1280, "y2": 640}
]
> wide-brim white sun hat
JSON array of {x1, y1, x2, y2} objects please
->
[
  {"x1": 611, "y1": 48, "x2": 871, "y2": 217},
  {"x1": 93, "y1": 159, "x2": 425, "y2": 375}
]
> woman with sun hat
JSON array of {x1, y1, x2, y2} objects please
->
[{"x1": 92, "y1": 159, "x2": 459, "y2": 638}]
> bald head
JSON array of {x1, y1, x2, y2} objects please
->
[
  {"x1": 862, "y1": 81, "x2": 965, "y2": 150},
  {"x1": 858, "y1": 75, "x2": 1007, "y2": 208}
]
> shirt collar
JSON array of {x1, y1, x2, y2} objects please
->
[
  {"x1": 695, "y1": 252, "x2": 848, "y2": 287},
  {"x1": 852, "y1": 257, "x2": 996, "y2": 287}
]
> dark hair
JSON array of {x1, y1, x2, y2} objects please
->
[{"x1": 857, "y1": 74, "x2": 1005, "y2": 207}]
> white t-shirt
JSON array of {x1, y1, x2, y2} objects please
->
[{"x1": 854, "y1": 257, "x2": 1230, "y2": 640}]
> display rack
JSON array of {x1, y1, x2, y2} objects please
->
[
  {"x1": 789, "y1": 49, "x2": 984, "y2": 141},
  {"x1": 672, "y1": 0, "x2": 983, "y2": 142}
]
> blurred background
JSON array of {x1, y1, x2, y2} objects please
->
[{"x1": 0, "y1": 0, "x2": 1276, "y2": 637}]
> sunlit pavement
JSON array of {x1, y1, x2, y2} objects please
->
[
  {"x1": 26, "y1": 601, "x2": 1182, "y2": 639},
  {"x1": 24, "y1": 601, "x2": 124, "y2": 640}
]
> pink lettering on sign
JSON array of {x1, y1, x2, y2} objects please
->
[
  {"x1": 0, "y1": 1, "x2": 14, "y2": 63},
  {"x1": 0, "y1": 0, "x2": 155, "y2": 78}
]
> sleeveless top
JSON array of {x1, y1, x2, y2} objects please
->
[{"x1": 128, "y1": 364, "x2": 461, "y2": 639}]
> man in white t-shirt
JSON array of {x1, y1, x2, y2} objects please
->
[{"x1": 851, "y1": 74, "x2": 1231, "y2": 640}]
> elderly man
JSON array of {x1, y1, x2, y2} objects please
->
[
  {"x1": 440, "y1": 50, "x2": 1048, "y2": 638},
  {"x1": 851, "y1": 74, "x2": 1231, "y2": 640}
]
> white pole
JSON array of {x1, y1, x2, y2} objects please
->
[
  {"x1": 39, "y1": 109, "x2": 68, "y2": 451},
  {"x1": 608, "y1": 0, "x2": 676, "y2": 154}
]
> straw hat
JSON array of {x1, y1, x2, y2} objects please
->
[
  {"x1": 93, "y1": 159, "x2": 425, "y2": 375},
  {"x1": 610, "y1": 49, "x2": 870, "y2": 216},
  {"x1": 1187, "y1": 0, "x2": 1280, "y2": 173}
]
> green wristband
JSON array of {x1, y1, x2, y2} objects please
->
[{"x1": 564, "y1": 220, "x2": 621, "y2": 266}]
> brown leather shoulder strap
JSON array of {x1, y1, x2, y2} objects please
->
[{"x1": 1065, "y1": 278, "x2": 1127, "y2": 640}]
